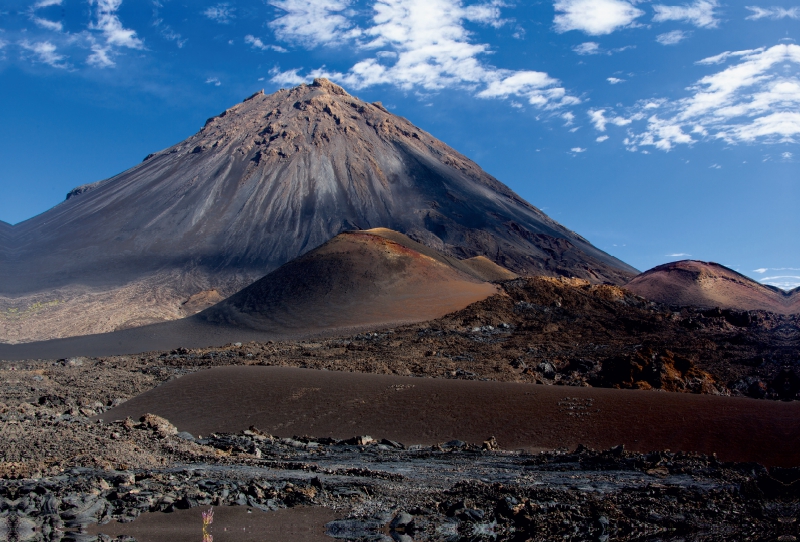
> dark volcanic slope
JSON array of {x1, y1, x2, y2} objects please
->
[
  {"x1": 4, "y1": 78, "x2": 634, "y2": 297},
  {"x1": 200, "y1": 228, "x2": 498, "y2": 331},
  {"x1": 0, "y1": 229, "x2": 500, "y2": 359},
  {"x1": 0, "y1": 220, "x2": 12, "y2": 252},
  {"x1": 626, "y1": 260, "x2": 797, "y2": 314}
]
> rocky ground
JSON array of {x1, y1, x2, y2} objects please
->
[
  {"x1": 2, "y1": 410, "x2": 800, "y2": 542},
  {"x1": 1, "y1": 277, "x2": 798, "y2": 540}
]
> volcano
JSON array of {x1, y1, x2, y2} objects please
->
[
  {"x1": 0, "y1": 78, "x2": 636, "y2": 342},
  {"x1": 625, "y1": 260, "x2": 798, "y2": 314}
]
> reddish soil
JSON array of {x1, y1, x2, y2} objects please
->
[
  {"x1": 626, "y1": 260, "x2": 796, "y2": 314},
  {"x1": 199, "y1": 230, "x2": 498, "y2": 332},
  {"x1": 102, "y1": 366, "x2": 800, "y2": 467}
]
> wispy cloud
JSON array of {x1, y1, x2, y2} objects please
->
[
  {"x1": 270, "y1": 0, "x2": 578, "y2": 109},
  {"x1": 32, "y1": 17, "x2": 63, "y2": 32},
  {"x1": 618, "y1": 44, "x2": 800, "y2": 151},
  {"x1": 554, "y1": 0, "x2": 644, "y2": 35},
  {"x1": 268, "y1": 0, "x2": 361, "y2": 47},
  {"x1": 90, "y1": 0, "x2": 144, "y2": 49},
  {"x1": 656, "y1": 29, "x2": 689, "y2": 45},
  {"x1": 19, "y1": 40, "x2": 69, "y2": 68},
  {"x1": 86, "y1": 0, "x2": 144, "y2": 68},
  {"x1": 588, "y1": 108, "x2": 633, "y2": 131},
  {"x1": 667, "y1": 253, "x2": 691, "y2": 257},
  {"x1": 573, "y1": 42, "x2": 600, "y2": 55},
  {"x1": 596, "y1": 135, "x2": 609, "y2": 142},
  {"x1": 245, "y1": 35, "x2": 288, "y2": 53},
  {"x1": 745, "y1": 6, "x2": 800, "y2": 20},
  {"x1": 204, "y1": 3, "x2": 236, "y2": 24},
  {"x1": 653, "y1": 0, "x2": 720, "y2": 28},
  {"x1": 29, "y1": 0, "x2": 64, "y2": 33},
  {"x1": 607, "y1": 77, "x2": 624, "y2": 84},
  {"x1": 571, "y1": 147, "x2": 587, "y2": 152},
  {"x1": 205, "y1": 77, "x2": 221, "y2": 86}
]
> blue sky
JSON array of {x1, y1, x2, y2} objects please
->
[{"x1": 0, "y1": 0, "x2": 798, "y2": 288}]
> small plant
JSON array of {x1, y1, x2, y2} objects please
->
[{"x1": 201, "y1": 507, "x2": 214, "y2": 542}]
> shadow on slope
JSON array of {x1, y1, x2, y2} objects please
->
[{"x1": 0, "y1": 230, "x2": 501, "y2": 360}]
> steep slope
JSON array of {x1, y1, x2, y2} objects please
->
[
  {"x1": 0, "y1": 229, "x2": 502, "y2": 359},
  {"x1": 199, "y1": 229, "x2": 498, "y2": 332},
  {"x1": 1, "y1": 78, "x2": 636, "y2": 342},
  {"x1": 625, "y1": 260, "x2": 796, "y2": 313},
  {"x1": 0, "y1": 220, "x2": 12, "y2": 253}
]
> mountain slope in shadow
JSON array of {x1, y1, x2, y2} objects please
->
[{"x1": 0, "y1": 229, "x2": 504, "y2": 360}]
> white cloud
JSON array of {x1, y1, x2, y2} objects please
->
[
  {"x1": 29, "y1": 0, "x2": 64, "y2": 33},
  {"x1": 571, "y1": 147, "x2": 586, "y2": 152},
  {"x1": 758, "y1": 275, "x2": 800, "y2": 290},
  {"x1": 83, "y1": 0, "x2": 144, "y2": 68},
  {"x1": 204, "y1": 3, "x2": 236, "y2": 24},
  {"x1": 709, "y1": 163, "x2": 721, "y2": 168},
  {"x1": 626, "y1": 116, "x2": 694, "y2": 150},
  {"x1": 596, "y1": 135, "x2": 609, "y2": 142},
  {"x1": 621, "y1": 44, "x2": 800, "y2": 150},
  {"x1": 206, "y1": 77, "x2": 221, "y2": 86},
  {"x1": 554, "y1": 0, "x2": 644, "y2": 35},
  {"x1": 19, "y1": 40, "x2": 68, "y2": 68},
  {"x1": 753, "y1": 268, "x2": 768, "y2": 273},
  {"x1": 656, "y1": 29, "x2": 689, "y2": 45},
  {"x1": 245, "y1": 35, "x2": 288, "y2": 52},
  {"x1": 782, "y1": 151, "x2": 794, "y2": 159},
  {"x1": 32, "y1": 17, "x2": 63, "y2": 32},
  {"x1": 271, "y1": 0, "x2": 578, "y2": 109},
  {"x1": 653, "y1": 0, "x2": 720, "y2": 28},
  {"x1": 607, "y1": 77, "x2": 624, "y2": 84},
  {"x1": 745, "y1": 6, "x2": 800, "y2": 20},
  {"x1": 562, "y1": 111, "x2": 575, "y2": 125},
  {"x1": 667, "y1": 253, "x2": 691, "y2": 257},
  {"x1": 696, "y1": 48, "x2": 760, "y2": 65},
  {"x1": 89, "y1": 0, "x2": 143, "y2": 49},
  {"x1": 573, "y1": 41, "x2": 600, "y2": 55},
  {"x1": 588, "y1": 108, "x2": 632, "y2": 131},
  {"x1": 87, "y1": 44, "x2": 114, "y2": 68},
  {"x1": 268, "y1": 0, "x2": 361, "y2": 47}
]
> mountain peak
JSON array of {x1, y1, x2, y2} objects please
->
[{"x1": 310, "y1": 77, "x2": 350, "y2": 96}]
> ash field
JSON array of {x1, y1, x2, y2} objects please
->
[{"x1": 1, "y1": 80, "x2": 799, "y2": 542}]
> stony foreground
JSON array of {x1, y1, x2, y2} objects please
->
[
  {"x1": 0, "y1": 359, "x2": 798, "y2": 541},
  {"x1": 2, "y1": 416, "x2": 800, "y2": 542}
]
